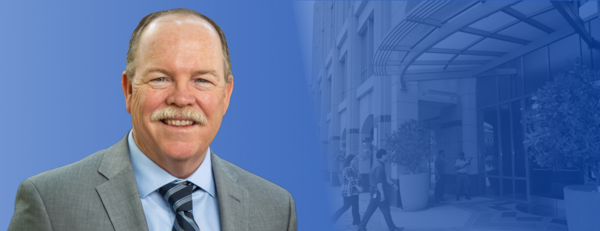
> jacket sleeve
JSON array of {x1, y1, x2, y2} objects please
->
[
  {"x1": 286, "y1": 191, "x2": 298, "y2": 231},
  {"x1": 8, "y1": 179, "x2": 53, "y2": 231}
]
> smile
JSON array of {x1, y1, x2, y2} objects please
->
[{"x1": 161, "y1": 119, "x2": 197, "y2": 126}]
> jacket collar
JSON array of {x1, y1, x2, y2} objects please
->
[
  {"x1": 95, "y1": 133, "x2": 250, "y2": 231},
  {"x1": 96, "y1": 133, "x2": 149, "y2": 231},
  {"x1": 211, "y1": 150, "x2": 250, "y2": 231}
]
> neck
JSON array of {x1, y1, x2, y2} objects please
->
[
  {"x1": 132, "y1": 131, "x2": 207, "y2": 179},
  {"x1": 157, "y1": 154, "x2": 206, "y2": 179}
]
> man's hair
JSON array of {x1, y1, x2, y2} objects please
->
[
  {"x1": 376, "y1": 149, "x2": 387, "y2": 159},
  {"x1": 126, "y1": 8, "x2": 232, "y2": 82}
]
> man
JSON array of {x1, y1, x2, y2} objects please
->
[
  {"x1": 357, "y1": 149, "x2": 403, "y2": 231},
  {"x1": 455, "y1": 151, "x2": 472, "y2": 201},
  {"x1": 434, "y1": 150, "x2": 447, "y2": 204},
  {"x1": 9, "y1": 9, "x2": 297, "y2": 231}
]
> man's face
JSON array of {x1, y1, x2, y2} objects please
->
[{"x1": 122, "y1": 15, "x2": 233, "y2": 166}]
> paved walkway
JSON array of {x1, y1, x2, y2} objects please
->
[{"x1": 328, "y1": 187, "x2": 568, "y2": 231}]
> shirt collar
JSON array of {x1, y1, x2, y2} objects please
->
[{"x1": 128, "y1": 130, "x2": 216, "y2": 199}]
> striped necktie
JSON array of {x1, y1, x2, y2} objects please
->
[{"x1": 158, "y1": 181, "x2": 200, "y2": 231}]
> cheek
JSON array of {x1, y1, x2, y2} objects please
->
[
  {"x1": 197, "y1": 94, "x2": 223, "y2": 117},
  {"x1": 132, "y1": 88, "x2": 163, "y2": 119}
]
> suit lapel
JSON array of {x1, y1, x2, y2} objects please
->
[
  {"x1": 212, "y1": 152, "x2": 249, "y2": 231},
  {"x1": 96, "y1": 135, "x2": 149, "y2": 231}
]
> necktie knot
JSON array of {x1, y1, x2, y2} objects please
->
[{"x1": 158, "y1": 181, "x2": 196, "y2": 213}]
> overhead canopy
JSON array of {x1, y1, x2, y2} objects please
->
[{"x1": 373, "y1": 1, "x2": 595, "y2": 83}]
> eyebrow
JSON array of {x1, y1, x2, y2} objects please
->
[
  {"x1": 191, "y1": 70, "x2": 219, "y2": 78},
  {"x1": 143, "y1": 68, "x2": 219, "y2": 78},
  {"x1": 143, "y1": 68, "x2": 173, "y2": 77}
]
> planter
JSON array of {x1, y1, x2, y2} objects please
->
[
  {"x1": 398, "y1": 172, "x2": 430, "y2": 211},
  {"x1": 564, "y1": 185, "x2": 600, "y2": 231}
]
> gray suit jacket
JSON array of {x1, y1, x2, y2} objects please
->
[{"x1": 8, "y1": 135, "x2": 297, "y2": 231}]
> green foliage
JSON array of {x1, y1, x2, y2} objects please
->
[
  {"x1": 385, "y1": 119, "x2": 436, "y2": 174},
  {"x1": 523, "y1": 62, "x2": 600, "y2": 186},
  {"x1": 333, "y1": 148, "x2": 346, "y2": 163}
]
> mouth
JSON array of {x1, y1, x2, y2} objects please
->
[{"x1": 160, "y1": 119, "x2": 198, "y2": 127}]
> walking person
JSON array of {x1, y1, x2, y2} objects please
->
[
  {"x1": 455, "y1": 152, "x2": 472, "y2": 201},
  {"x1": 331, "y1": 155, "x2": 362, "y2": 227},
  {"x1": 434, "y1": 150, "x2": 447, "y2": 203},
  {"x1": 357, "y1": 149, "x2": 403, "y2": 231}
]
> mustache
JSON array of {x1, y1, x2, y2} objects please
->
[{"x1": 150, "y1": 107, "x2": 207, "y2": 125}]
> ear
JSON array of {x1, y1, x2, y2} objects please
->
[
  {"x1": 222, "y1": 74, "x2": 234, "y2": 114},
  {"x1": 121, "y1": 71, "x2": 133, "y2": 114}
]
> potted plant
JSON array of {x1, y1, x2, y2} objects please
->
[
  {"x1": 385, "y1": 119, "x2": 436, "y2": 211},
  {"x1": 523, "y1": 62, "x2": 600, "y2": 231}
]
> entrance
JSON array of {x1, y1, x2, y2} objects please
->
[{"x1": 479, "y1": 99, "x2": 529, "y2": 201}]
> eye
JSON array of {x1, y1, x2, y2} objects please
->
[
  {"x1": 147, "y1": 77, "x2": 171, "y2": 89},
  {"x1": 195, "y1": 78, "x2": 209, "y2": 83}
]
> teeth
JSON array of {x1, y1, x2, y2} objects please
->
[{"x1": 164, "y1": 119, "x2": 194, "y2": 126}]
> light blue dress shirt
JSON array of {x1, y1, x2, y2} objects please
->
[{"x1": 128, "y1": 130, "x2": 221, "y2": 231}]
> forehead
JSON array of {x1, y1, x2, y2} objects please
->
[
  {"x1": 144, "y1": 14, "x2": 218, "y2": 40},
  {"x1": 136, "y1": 14, "x2": 223, "y2": 70}
]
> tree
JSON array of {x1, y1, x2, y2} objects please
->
[
  {"x1": 523, "y1": 62, "x2": 600, "y2": 190},
  {"x1": 385, "y1": 119, "x2": 436, "y2": 174}
]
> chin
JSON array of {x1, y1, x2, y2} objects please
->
[{"x1": 160, "y1": 143, "x2": 204, "y2": 161}]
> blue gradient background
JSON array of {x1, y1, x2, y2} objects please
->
[{"x1": 0, "y1": 1, "x2": 330, "y2": 230}]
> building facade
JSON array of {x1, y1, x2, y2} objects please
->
[{"x1": 310, "y1": 1, "x2": 600, "y2": 208}]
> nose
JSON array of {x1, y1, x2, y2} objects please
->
[{"x1": 166, "y1": 81, "x2": 195, "y2": 107}]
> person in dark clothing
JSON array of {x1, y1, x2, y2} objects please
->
[
  {"x1": 434, "y1": 150, "x2": 447, "y2": 203},
  {"x1": 357, "y1": 149, "x2": 403, "y2": 231},
  {"x1": 331, "y1": 155, "x2": 362, "y2": 226}
]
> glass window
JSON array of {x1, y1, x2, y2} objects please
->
[
  {"x1": 328, "y1": 78, "x2": 332, "y2": 112},
  {"x1": 498, "y1": 75, "x2": 510, "y2": 101},
  {"x1": 482, "y1": 108, "x2": 499, "y2": 177},
  {"x1": 499, "y1": 103, "x2": 512, "y2": 177},
  {"x1": 591, "y1": 17, "x2": 600, "y2": 71},
  {"x1": 515, "y1": 180, "x2": 527, "y2": 201},
  {"x1": 524, "y1": 47, "x2": 549, "y2": 95},
  {"x1": 359, "y1": 20, "x2": 374, "y2": 84},
  {"x1": 340, "y1": 61, "x2": 346, "y2": 99},
  {"x1": 503, "y1": 179, "x2": 513, "y2": 198},
  {"x1": 512, "y1": 101, "x2": 526, "y2": 177},
  {"x1": 512, "y1": 57, "x2": 524, "y2": 98},
  {"x1": 487, "y1": 177, "x2": 501, "y2": 196},
  {"x1": 477, "y1": 76, "x2": 497, "y2": 107}
]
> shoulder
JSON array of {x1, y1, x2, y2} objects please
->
[
  {"x1": 10, "y1": 148, "x2": 114, "y2": 230},
  {"x1": 211, "y1": 154, "x2": 296, "y2": 228},
  {"x1": 212, "y1": 154, "x2": 293, "y2": 204},
  {"x1": 25, "y1": 149, "x2": 108, "y2": 191}
]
